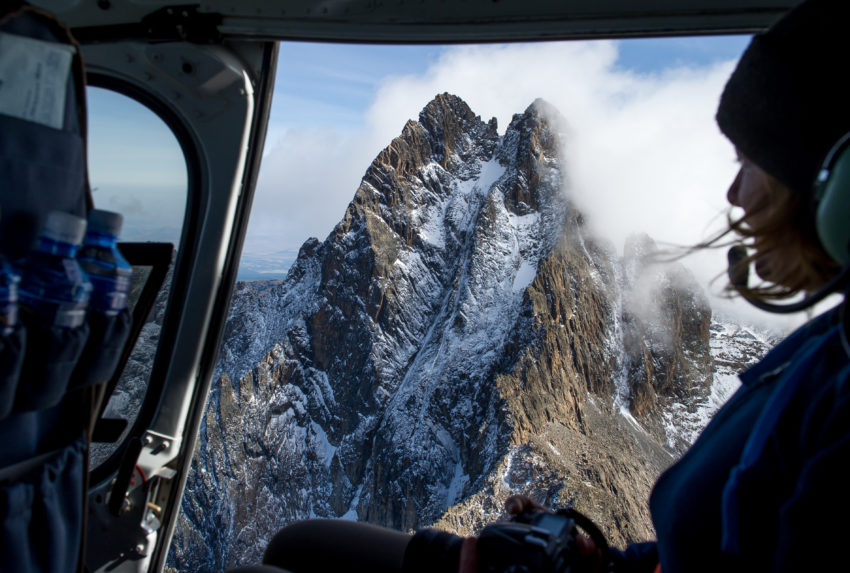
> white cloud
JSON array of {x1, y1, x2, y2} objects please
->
[
  {"x1": 363, "y1": 42, "x2": 736, "y2": 246},
  {"x1": 248, "y1": 40, "x2": 814, "y2": 332},
  {"x1": 248, "y1": 126, "x2": 374, "y2": 251}
]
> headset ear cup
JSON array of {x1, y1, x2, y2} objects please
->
[{"x1": 815, "y1": 139, "x2": 850, "y2": 266}]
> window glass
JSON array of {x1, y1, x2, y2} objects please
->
[
  {"x1": 86, "y1": 87, "x2": 187, "y2": 244},
  {"x1": 86, "y1": 86, "x2": 187, "y2": 467},
  {"x1": 172, "y1": 37, "x2": 823, "y2": 572}
]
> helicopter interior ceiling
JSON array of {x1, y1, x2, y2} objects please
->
[{"x1": 36, "y1": 0, "x2": 800, "y2": 43}]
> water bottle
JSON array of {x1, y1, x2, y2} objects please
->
[
  {"x1": 0, "y1": 208, "x2": 21, "y2": 336},
  {"x1": 0, "y1": 255, "x2": 19, "y2": 336},
  {"x1": 77, "y1": 209, "x2": 132, "y2": 315},
  {"x1": 17, "y1": 211, "x2": 92, "y2": 329}
]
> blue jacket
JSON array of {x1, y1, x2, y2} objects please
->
[{"x1": 616, "y1": 304, "x2": 850, "y2": 572}]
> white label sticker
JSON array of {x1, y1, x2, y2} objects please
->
[{"x1": 0, "y1": 31, "x2": 75, "y2": 130}]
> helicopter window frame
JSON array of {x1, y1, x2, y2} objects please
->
[{"x1": 84, "y1": 72, "x2": 203, "y2": 485}]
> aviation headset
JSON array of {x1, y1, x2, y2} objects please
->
[
  {"x1": 814, "y1": 131, "x2": 850, "y2": 267},
  {"x1": 803, "y1": 134, "x2": 850, "y2": 356}
]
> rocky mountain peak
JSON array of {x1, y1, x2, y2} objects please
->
[
  {"x1": 498, "y1": 97, "x2": 566, "y2": 215},
  {"x1": 418, "y1": 92, "x2": 498, "y2": 169},
  {"x1": 624, "y1": 232, "x2": 658, "y2": 263},
  {"x1": 171, "y1": 95, "x2": 772, "y2": 572}
]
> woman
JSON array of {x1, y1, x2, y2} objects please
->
[
  {"x1": 457, "y1": 0, "x2": 850, "y2": 571},
  {"x1": 253, "y1": 1, "x2": 850, "y2": 572}
]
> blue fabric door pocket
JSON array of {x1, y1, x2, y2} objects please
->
[
  {"x1": 0, "y1": 436, "x2": 85, "y2": 573},
  {"x1": 14, "y1": 315, "x2": 89, "y2": 413},
  {"x1": 0, "y1": 326, "x2": 26, "y2": 420},
  {"x1": 69, "y1": 308, "x2": 132, "y2": 390},
  {"x1": 0, "y1": 115, "x2": 87, "y2": 260}
]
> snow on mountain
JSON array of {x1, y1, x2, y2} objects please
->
[
  {"x1": 168, "y1": 94, "x2": 772, "y2": 572},
  {"x1": 659, "y1": 317, "x2": 777, "y2": 452}
]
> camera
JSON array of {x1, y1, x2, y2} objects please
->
[
  {"x1": 402, "y1": 505, "x2": 609, "y2": 573},
  {"x1": 477, "y1": 509, "x2": 577, "y2": 573}
]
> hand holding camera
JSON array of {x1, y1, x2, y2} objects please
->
[{"x1": 460, "y1": 495, "x2": 610, "y2": 573}]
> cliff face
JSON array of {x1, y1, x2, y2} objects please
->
[
  {"x1": 619, "y1": 234, "x2": 714, "y2": 454},
  {"x1": 169, "y1": 94, "x2": 771, "y2": 572}
]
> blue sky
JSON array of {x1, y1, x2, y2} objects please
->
[
  {"x1": 87, "y1": 87, "x2": 186, "y2": 243},
  {"x1": 612, "y1": 36, "x2": 749, "y2": 72},
  {"x1": 271, "y1": 43, "x2": 446, "y2": 131}
]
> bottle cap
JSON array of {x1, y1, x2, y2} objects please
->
[
  {"x1": 42, "y1": 211, "x2": 87, "y2": 245},
  {"x1": 87, "y1": 209, "x2": 124, "y2": 237}
]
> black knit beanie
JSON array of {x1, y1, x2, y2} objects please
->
[{"x1": 716, "y1": 0, "x2": 850, "y2": 196}]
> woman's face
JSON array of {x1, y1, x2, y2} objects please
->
[
  {"x1": 726, "y1": 153, "x2": 780, "y2": 280},
  {"x1": 726, "y1": 153, "x2": 772, "y2": 225}
]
